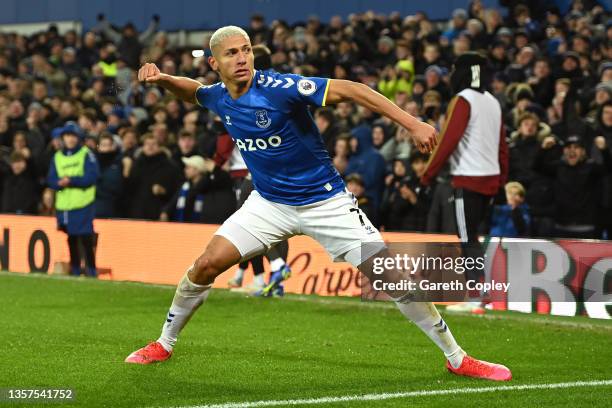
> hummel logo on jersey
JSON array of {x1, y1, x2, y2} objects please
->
[
  {"x1": 225, "y1": 115, "x2": 232, "y2": 126},
  {"x1": 255, "y1": 110, "x2": 271, "y2": 129},
  {"x1": 257, "y1": 75, "x2": 295, "y2": 88},
  {"x1": 235, "y1": 135, "x2": 282, "y2": 152}
]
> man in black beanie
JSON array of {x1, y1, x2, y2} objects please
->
[{"x1": 421, "y1": 52, "x2": 509, "y2": 314}]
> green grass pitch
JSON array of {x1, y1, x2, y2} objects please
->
[{"x1": 1, "y1": 271, "x2": 611, "y2": 407}]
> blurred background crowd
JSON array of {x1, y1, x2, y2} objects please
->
[{"x1": 1, "y1": 0, "x2": 611, "y2": 239}]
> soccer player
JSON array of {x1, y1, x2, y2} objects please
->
[
  {"x1": 126, "y1": 26, "x2": 511, "y2": 381},
  {"x1": 227, "y1": 43, "x2": 291, "y2": 296}
]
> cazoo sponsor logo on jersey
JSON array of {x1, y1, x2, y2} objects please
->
[{"x1": 234, "y1": 135, "x2": 282, "y2": 152}]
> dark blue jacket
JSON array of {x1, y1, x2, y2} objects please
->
[
  {"x1": 95, "y1": 151, "x2": 123, "y2": 218},
  {"x1": 346, "y1": 124, "x2": 386, "y2": 210},
  {"x1": 490, "y1": 204, "x2": 531, "y2": 238}
]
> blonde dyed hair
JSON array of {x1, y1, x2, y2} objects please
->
[
  {"x1": 209, "y1": 26, "x2": 250, "y2": 56},
  {"x1": 505, "y1": 181, "x2": 526, "y2": 197}
]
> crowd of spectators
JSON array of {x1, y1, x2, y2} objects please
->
[{"x1": 1, "y1": 0, "x2": 611, "y2": 239}]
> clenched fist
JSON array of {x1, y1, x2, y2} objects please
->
[
  {"x1": 409, "y1": 121, "x2": 437, "y2": 153},
  {"x1": 138, "y1": 63, "x2": 163, "y2": 83}
]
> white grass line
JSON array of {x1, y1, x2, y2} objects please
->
[{"x1": 174, "y1": 380, "x2": 612, "y2": 408}]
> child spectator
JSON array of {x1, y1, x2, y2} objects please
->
[{"x1": 490, "y1": 182, "x2": 531, "y2": 237}]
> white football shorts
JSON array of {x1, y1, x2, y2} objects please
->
[{"x1": 215, "y1": 189, "x2": 384, "y2": 267}]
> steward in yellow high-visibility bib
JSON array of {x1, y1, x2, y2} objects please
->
[{"x1": 47, "y1": 122, "x2": 100, "y2": 277}]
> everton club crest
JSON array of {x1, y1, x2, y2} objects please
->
[{"x1": 255, "y1": 110, "x2": 271, "y2": 129}]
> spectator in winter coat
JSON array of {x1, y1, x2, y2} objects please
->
[
  {"x1": 161, "y1": 156, "x2": 236, "y2": 224},
  {"x1": 94, "y1": 133, "x2": 123, "y2": 218},
  {"x1": 509, "y1": 113, "x2": 556, "y2": 236},
  {"x1": 314, "y1": 108, "x2": 343, "y2": 156},
  {"x1": 534, "y1": 134, "x2": 612, "y2": 238},
  {"x1": 1, "y1": 151, "x2": 40, "y2": 214},
  {"x1": 332, "y1": 135, "x2": 351, "y2": 175},
  {"x1": 508, "y1": 112, "x2": 551, "y2": 187},
  {"x1": 381, "y1": 153, "x2": 432, "y2": 231},
  {"x1": 590, "y1": 101, "x2": 612, "y2": 154},
  {"x1": 346, "y1": 124, "x2": 386, "y2": 213},
  {"x1": 161, "y1": 155, "x2": 207, "y2": 223},
  {"x1": 171, "y1": 130, "x2": 198, "y2": 170},
  {"x1": 443, "y1": 9, "x2": 468, "y2": 42},
  {"x1": 590, "y1": 100, "x2": 612, "y2": 236},
  {"x1": 37, "y1": 127, "x2": 65, "y2": 180},
  {"x1": 426, "y1": 169, "x2": 457, "y2": 234},
  {"x1": 378, "y1": 60, "x2": 415, "y2": 101},
  {"x1": 380, "y1": 126, "x2": 412, "y2": 162},
  {"x1": 424, "y1": 65, "x2": 451, "y2": 102},
  {"x1": 402, "y1": 151, "x2": 433, "y2": 232},
  {"x1": 125, "y1": 134, "x2": 181, "y2": 220}
]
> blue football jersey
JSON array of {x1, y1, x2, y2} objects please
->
[{"x1": 195, "y1": 70, "x2": 345, "y2": 205}]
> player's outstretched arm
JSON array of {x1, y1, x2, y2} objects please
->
[
  {"x1": 325, "y1": 79, "x2": 436, "y2": 153},
  {"x1": 138, "y1": 63, "x2": 203, "y2": 104}
]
